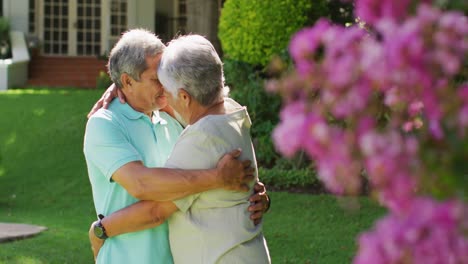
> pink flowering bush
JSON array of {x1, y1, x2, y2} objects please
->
[{"x1": 269, "y1": 1, "x2": 468, "y2": 263}]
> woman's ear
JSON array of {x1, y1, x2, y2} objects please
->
[{"x1": 178, "y1": 89, "x2": 191, "y2": 107}]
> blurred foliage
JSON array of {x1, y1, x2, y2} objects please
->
[
  {"x1": 224, "y1": 59, "x2": 281, "y2": 167},
  {"x1": 96, "y1": 70, "x2": 112, "y2": 90},
  {"x1": 0, "y1": 17, "x2": 9, "y2": 40},
  {"x1": 0, "y1": 17, "x2": 11, "y2": 59},
  {"x1": 434, "y1": 0, "x2": 468, "y2": 14},
  {"x1": 225, "y1": 59, "x2": 312, "y2": 173},
  {"x1": 418, "y1": 104, "x2": 468, "y2": 201},
  {"x1": 219, "y1": 0, "x2": 325, "y2": 66},
  {"x1": 220, "y1": 1, "x2": 360, "y2": 187},
  {"x1": 326, "y1": 0, "x2": 355, "y2": 25}
]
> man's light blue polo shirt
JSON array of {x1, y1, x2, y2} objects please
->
[{"x1": 83, "y1": 99, "x2": 183, "y2": 264}]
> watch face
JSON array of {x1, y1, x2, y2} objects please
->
[{"x1": 94, "y1": 223, "x2": 105, "y2": 238}]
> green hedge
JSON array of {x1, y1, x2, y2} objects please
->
[
  {"x1": 219, "y1": 0, "x2": 327, "y2": 66},
  {"x1": 0, "y1": 17, "x2": 11, "y2": 59},
  {"x1": 220, "y1": 1, "x2": 331, "y2": 189},
  {"x1": 96, "y1": 70, "x2": 112, "y2": 90},
  {"x1": 225, "y1": 59, "x2": 312, "y2": 173},
  {"x1": 259, "y1": 167, "x2": 319, "y2": 189},
  {"x1": 225, "y1": 59, "x2": 282, "y2": 167}
]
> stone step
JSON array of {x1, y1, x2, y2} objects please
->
[
  {"x1": 27, "y1": 56, "x2": 107, "y2": 88},
  {"x1": 0, "y1": 223, "x2": 47, "y2": 243}
]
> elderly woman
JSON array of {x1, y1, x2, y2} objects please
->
[{"x1": 158, "y1": 35, "x2": 271, "y2": 263}]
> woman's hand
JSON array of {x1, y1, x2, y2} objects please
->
[
  {"x1": 87, "y1": 83, "x2": 126, "y2": 118},
  {"x1": 248, "y1": 182, "x2": 270, "y2": 225}
]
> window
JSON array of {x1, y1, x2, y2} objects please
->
[
  {"x1": 43, "y1": 0, "x2": 69, "y2": 55},
  {"x1": 28, "y1": 0, "x2": 36, "y2": 34},
  {"x1": 177, "y1": 0, "x2": 187, "y2": 34},
  {"x1": 76, "y1": 0, "x2": 101, "y2": 55},
  {"x1": 110, "y1": 0, "x2": 127, "y2": 37}
]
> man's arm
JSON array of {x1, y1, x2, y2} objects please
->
[
  {"x1": 89, "y1": 182, "x2": 270, "y2": 259},
  {"x1": 89, "y1": 200, "x2": 178, "y2": 260},
  {"x1": 113, "y1": 149, "x2": 254, "y2": 201},
  {"x1": 89, "y1": 185, "x2": 270, "y2": 259}
]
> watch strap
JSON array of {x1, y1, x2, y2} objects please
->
[{"x1": 94, "y1": 214, "x2": 108, "y2": 240}]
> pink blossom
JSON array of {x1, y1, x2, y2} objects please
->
[
  {"x1": 271, "y1": 2, "x2": 468, "y2": 262},
  {"x1": 272, "y1": 101, "x2": 307, "y2": 157},
  {"x1": 457, "y1": 84, "x2": 468, "y2": 128},
  {"x1": 312, "y1": 131, "x2": 362, "y2": 195},
  {"x1": 408, "y1": 101, "x2": 424, "y2": 116},
  {"x1": 354, "y1": 198, "x2": 468, "y2": 264},
  {"x1": 355, "y1": 0, "x2": 411, "y2": 25},
  {"x1": 289, "y1": 19, "x2": 331, "y2": 63}
]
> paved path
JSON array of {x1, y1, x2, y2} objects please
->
[{"x1": 0, "y1": 223, "x2": 47, "y2": 243}]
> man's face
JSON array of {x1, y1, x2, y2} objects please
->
[{"x1": 129, "y1": 54, "x2": 168, "y2": 113}]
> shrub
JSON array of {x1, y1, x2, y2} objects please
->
[
  {"x1": 95, "y1": 71, "x2": 112, "y2": 90},
  {"x1": 0, "y1": 17, "x2": 11, "y2": 59},
  {"x1": 224, "y1": 59, "x2": 281, "y2": 166},
  {"x1": 259, "y1": 167, "x2": 320, "y2": 190},
  {"x1": 0, "y1": 17, "x2": 9, "y2": 40},
  {"x1": 219, "y1": 0, "x2": 327, "y2": 66},
  {"x1": 225, "y1": 58, "x2": 312, "y2": 175},
  {"x1": 271, "y1": 1, "x2": 468, "y2": 262}
]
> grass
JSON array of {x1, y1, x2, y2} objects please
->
[{"x1": 0, "y1": 89, "x2": 385, "y2": 264}]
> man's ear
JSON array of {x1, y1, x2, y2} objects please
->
[
  {"x1": 178, "y1": 88, "x2": 191, "y2": 107},
  {"x1": 120, "y1": 73, "x2": 133, "y2": 90}
]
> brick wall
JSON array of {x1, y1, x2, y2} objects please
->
[{"x1": 28, "y1": 55, "x2": 108, "y2": 89}]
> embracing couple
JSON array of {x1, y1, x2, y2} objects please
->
[{"x1": 83, "y1": 29, "x2": 271, "y2": 264}]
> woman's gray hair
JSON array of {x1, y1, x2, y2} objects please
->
[
  {"x1": 158, "y1": 35, "x2": 229, "y2": 106},
  {"x1": 108, "y1": 29, "x2": 165, "y2": 88}
]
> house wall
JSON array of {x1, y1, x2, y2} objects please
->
[
  {"x1": 186, "y1": 0, "x2": 222, "y2": 53},
  {"x1": 3, "y1": 0, "x2": 28, "y2": 33},
  {"x1": 128, "y1": 0, "x2": 155, "y2": 32},
  {"x1": 154, "y1": 0, "x2": 177, "y2": 42}
]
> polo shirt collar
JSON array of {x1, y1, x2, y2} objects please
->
[
  {"x1": 120, "y1": 103, "x2": 146, "y2": 120},
  {"x1": 118, "y1": 102, "x2": 169, "y2": 125},
  {"x1": 152, "y1": 110, "x2": 168, "y2": 125}
]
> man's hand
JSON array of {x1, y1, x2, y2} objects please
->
[
  {"x1": 87, "y1": 83, "x2": 126, "y2": 118},
  {"x1": 89, "y1": 221, "x2": 105, "y2": 261},
  {"x1": 248, "y1": 182, "x2": 270, "y2": 225},
  {"x1": 216, "y1": 149, "x2": 255, "y2": 192}
]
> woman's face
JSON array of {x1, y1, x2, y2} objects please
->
[{"x1": 165, "y1": 88, "x2": 189, "y2": 124}]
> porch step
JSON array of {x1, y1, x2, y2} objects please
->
[{"x1": 28, "y1": 56, "x2": 108, "y2": 89}]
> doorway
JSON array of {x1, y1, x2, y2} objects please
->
[{"x1": 42, "y1": 0, "x2": 101, "y2": 56}]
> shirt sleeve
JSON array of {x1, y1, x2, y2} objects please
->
[
  {"x1": 165, "y1": 128, "x2": 227, "y2": 212},
  {"x1": 83, "y1": 111, "x2": 142, "y2": 182}
]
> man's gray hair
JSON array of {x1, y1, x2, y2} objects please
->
[
  {"x1": 158, "y1": 35, "x2": 228, "y2": 106},
  {"x1": 108, "y1": 29, "x2": 165, "y2": 88}
]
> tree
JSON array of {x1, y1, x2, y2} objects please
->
[{"x1": 269, "y1": 0, "x2": 468, "y2": 262}]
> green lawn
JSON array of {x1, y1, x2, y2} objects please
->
[{"x1": 0, "y1": 89, "x2": 385, "y2": 264}]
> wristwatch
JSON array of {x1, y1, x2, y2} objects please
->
[{"x1": 93, "y1": 214, "x2": 108, "y2": 240}]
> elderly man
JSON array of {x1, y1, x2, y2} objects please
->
[
  {"x1": 89, "y1": 34, "x2": 271, "y2": 263},
  {"x1": 83, "y1": 29, "x2": 267, "y2": 264}
]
